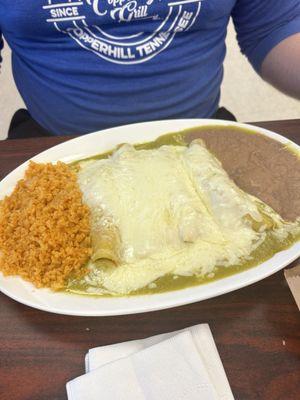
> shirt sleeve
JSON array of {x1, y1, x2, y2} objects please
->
[
  {"x1": 231, "y1": 0, "x2": 300, "y2": 72},
  {"x1": 0, "y1": 30, "x2": 3, "y2": 64}
]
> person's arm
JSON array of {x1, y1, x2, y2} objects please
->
[
  {"x1": 261, "y1": 33, "x2": 300, "y2": 99},
  {"x1": 232, "y1": 0, "x2": 300, "y2": 99}
]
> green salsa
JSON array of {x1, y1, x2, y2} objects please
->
[{"x1": 68, "y1": 125, "x2": 300, "y2": 297}]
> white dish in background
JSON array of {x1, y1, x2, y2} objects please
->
[{"x1": 0, "y1": 119, "x2": 299, "y2": 316}]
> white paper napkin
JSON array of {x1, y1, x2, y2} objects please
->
[
  {"x1": 86, "y1": 323, "x2": 233, "y2": 400},
  {"x1": 67, "y1": 324, "x2": 234, "y2": 400},
  {"x1": 67, "y1": 330, "x2": 218, "y2": 400}
]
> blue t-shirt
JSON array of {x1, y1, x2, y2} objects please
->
[{"x1": 0, "y1": 0, "x2": 300, "y2": 135}]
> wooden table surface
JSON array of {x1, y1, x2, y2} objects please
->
[{"x1": 0, "y1": 120, "x2": 299, "y2": 400}]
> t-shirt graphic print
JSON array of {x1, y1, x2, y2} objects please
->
[{"x1": 43, "y1": 0, "x2": 203, "y2": 64}]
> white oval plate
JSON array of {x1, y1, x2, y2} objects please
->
[{"x1": 0, "y1": 119, "x2": 299, "y2": 316}]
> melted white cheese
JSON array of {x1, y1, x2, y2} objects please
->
[{"x1": 77, "y1": 142, "x2": 288, "y2": 295}]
